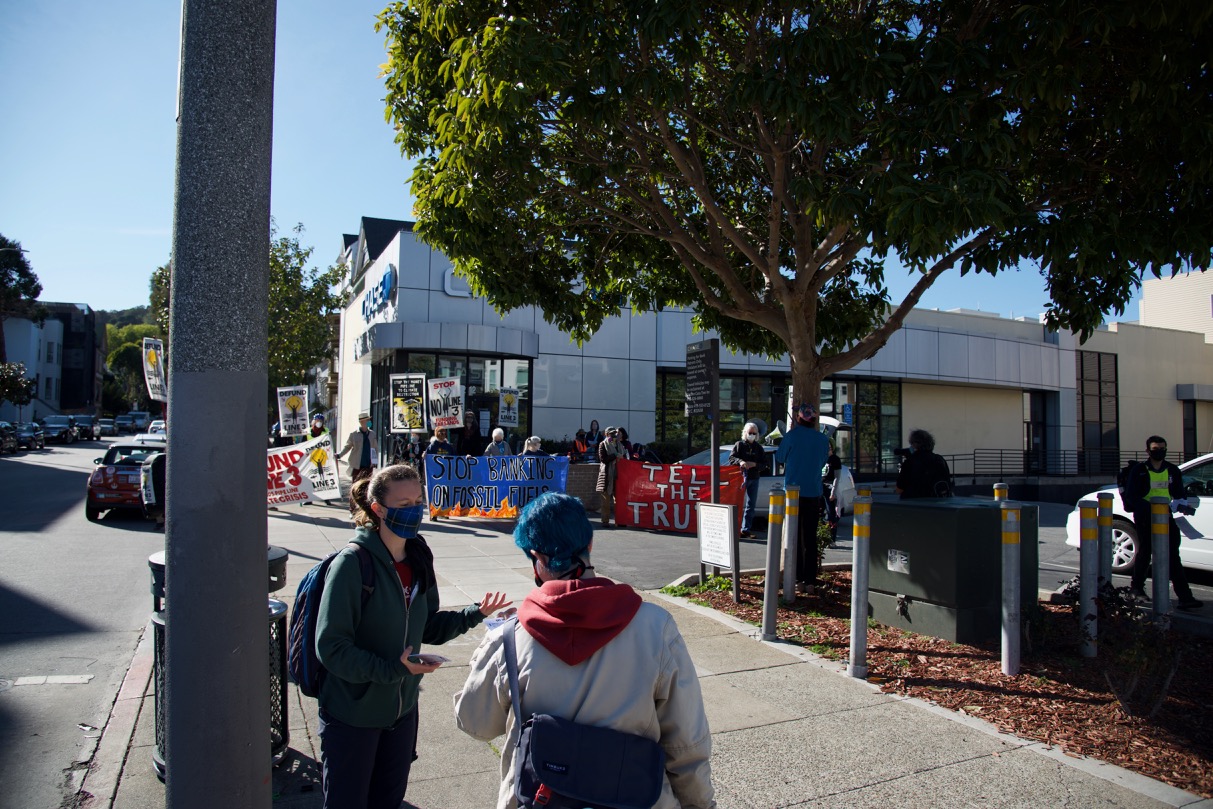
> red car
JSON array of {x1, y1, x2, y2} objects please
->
[{"x1": 86, "y1": 439, "x2": 166, "y2": 521}]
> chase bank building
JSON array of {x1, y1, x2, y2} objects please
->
[{"x1": 335, "y1": 217, "x2": 1213, "y2": 482}]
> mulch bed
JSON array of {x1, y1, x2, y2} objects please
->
[{"x1": 685, "y1": 571, "x2": 1213, "y2": 797}]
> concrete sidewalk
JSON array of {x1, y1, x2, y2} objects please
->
[{"x1": 82, "y1": 502, "x2": 1212, "y2": 808}]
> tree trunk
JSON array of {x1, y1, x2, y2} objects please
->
[{"x1": 788, "y1": 357, "x2": 824, "y2": 421}]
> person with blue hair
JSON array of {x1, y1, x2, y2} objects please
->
[{"x1": 455, "y1": 492, "x2": 717, "y2": 809}]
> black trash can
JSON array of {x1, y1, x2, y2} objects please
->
[{"x1": 149, "y1": 547, "x2": 291, "y2": 780}]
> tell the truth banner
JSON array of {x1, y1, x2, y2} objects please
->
[
  {"x1": 615, "y1": 459, "x2": 744, "y2": 533},
  {"x1": 426, "y1": 455, "x2": 569, "y2": 518}
]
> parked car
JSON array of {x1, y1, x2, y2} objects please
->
[
  {"x1": 127, "y1": 411, "x2": 151, "y2": 432},
  {"x1": 14, "y1": 422, "x2": 45, "y2": 450},
  {"x1": 0, "y1": 421, "x2": 17, "y2": 454},
  {"x1": 147, "y1": 419, "x2": 166, "y2": 435},
  {"x1": 41, "y1": 415, "x2": 79, "y2": 444},
  {"x1": 1064, "y1": 452, "x2": 1213, "y2": 574},
  {"x1": 86, "y1": 439, "x2": 167, "y2": 521},
  {"x1": 679, "y1": 444, "x2": 857, "y2": 519},
  {"x1": 97, "y1": 418, "x2": 118, "y2": 437},
  {"x1": 75, "y1": 417, "x2": 97, "y2": 441}
]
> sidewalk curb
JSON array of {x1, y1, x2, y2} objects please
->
[
  {"x1": 650, "y1": 590, "x2": 1211, "y2": 808},
  {"x1": 79, "y1": 621, "x2": 155, "y2": 809}
]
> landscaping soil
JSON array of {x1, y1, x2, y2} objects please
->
[{"x1": 685, "y1": 571, "x2": 1213, "y2": 797}]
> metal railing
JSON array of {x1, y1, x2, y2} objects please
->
[{"x1": 869, "y1": 448, "x2": 1203, "y2": 481}]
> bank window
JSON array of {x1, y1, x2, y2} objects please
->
[{"x1": 1076, "y1": 350, "x2": 1118, "y2": 473}]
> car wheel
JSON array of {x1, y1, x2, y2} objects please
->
[
  {"x1": 1111, "y1": 519, "x2": 1138, "y2": 574},
  {"x1": 86, "y1": 505, "x2": 101, "y2": 522}
]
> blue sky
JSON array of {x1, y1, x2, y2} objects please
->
[{"x1": 1, "y1": 1, "x2": 1140, "y2": 323}]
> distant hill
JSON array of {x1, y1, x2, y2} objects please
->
[{"x1": 97, "y1": 306, "x2": 152, "y2": 328}]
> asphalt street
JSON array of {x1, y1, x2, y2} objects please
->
[{"x1": 0, "y1": 437, "x2": 163, "y2": 809}]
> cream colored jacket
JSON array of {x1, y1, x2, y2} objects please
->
[{"x1": 454, "y1": 602, "x2": 716, "y2": 809}]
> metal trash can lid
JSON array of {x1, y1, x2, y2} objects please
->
[{"x1": 148, "y1": 551, "x2": 166, "y2": 599}]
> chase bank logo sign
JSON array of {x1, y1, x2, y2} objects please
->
[{"x1": 362, "y1": 264, "x2": 396, "y2": 322}]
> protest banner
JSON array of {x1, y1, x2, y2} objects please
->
[
  {"x1": 390, "y1": 373, "x2": 427, "y2": 433},
  {"x1": 425, "y1": 455, "x2": 569, "y2": 518},
  {"x1": 497, "y1": 387, "x2": 520, "y2": 427},
  {"x1": 266, "y1": 431, "x2": 341, "y2": 505},
  {"x1": 275, "y1": 385, "x2": 309, "y2": 437},
  {"x1": 615, "y1": 458, "x2": 744, "y2": 533},
  {"x1": 142, "y1": 338, "x2": 168, "y2": 402},
  {"x1": 427, "y1": 377, "x2": 464, "y2": 429}
]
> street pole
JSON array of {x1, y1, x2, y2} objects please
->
[{"x1": 165, "y1": 1, "x2": 275, "y2": 806}]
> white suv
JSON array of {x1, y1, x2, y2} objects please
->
[{"x1": 1064, "y1": 452, "x2": 1213, "y2": 573}]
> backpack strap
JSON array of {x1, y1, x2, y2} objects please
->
[
  {"x1": 502, "y1": 617, "x2": 524, "y2": 745},
  {"x1": 346, "y1": 543, "x2": 375, "y2": 606}
]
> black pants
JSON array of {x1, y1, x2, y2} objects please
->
[
  {"x1": 1130, "y1": 511, "x2": 1194, "y2": 601},
  {"x1": 796, "y1": 496, "x2": 824, "y2": 586},
  {"x1": 319, "y1": 705, "x2": 419, "y2": 809}
]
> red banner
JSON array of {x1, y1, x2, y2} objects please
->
[{"x1": 614, "y1": 459, "x2": 745, "y2": 533}]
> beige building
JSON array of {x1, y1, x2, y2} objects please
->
[{"x1": 1139, "y1": 271, "x2": 1213, "y2": 343}]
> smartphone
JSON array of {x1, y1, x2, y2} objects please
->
[{"x1": 407, "y1": 653, "x2": 450, "y2": 666}]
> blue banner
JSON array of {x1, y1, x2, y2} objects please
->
[{"x1": 425, "y1": 455, "x2": 569, "y2": 518}]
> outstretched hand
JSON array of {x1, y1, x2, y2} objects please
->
[{"x1": 477, "y1": 591, "x2": 513, "y2": 616}]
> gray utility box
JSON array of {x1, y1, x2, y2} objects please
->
[{"x1": 866, "y1": 498, "x2": 1038, "y2": 644}]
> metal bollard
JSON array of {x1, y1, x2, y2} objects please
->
[
  {"x1": 856, "y1": 485, "x2": 871, "y2": 499},
  {"x1": 993, "y1": 483, "x2": 1008, "y2": 501},
  {"x1": 1096, "y1": 492, "x2": 1114, "y2": 588},
  {"x1": 762, "y1": 490, "x2": 786, "y2": 640},
  {"x1": 782, "y1": 484, "x2": 800, "y2": 600},
  {"x1": 1150, "y1": 496, "x2": 1171, "y2": 618},
  {"x1": 1078, "y1": 500, "x2": 1098, "y2": 658},
  {"x1": 1000, "y1": 501, "x2": 1021, "y2": 676},
  {"x1": 848, "y1": 495, "x2": 873, "y2": 678}
]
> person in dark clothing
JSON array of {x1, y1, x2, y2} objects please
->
[
  {"x1": 317, "y1": 464, "x2": 512, "y2": 808},
  {"x1": 821, "y1": 440, "x2": 842, "y2": 543},
  {"x1": 728, "y1": 421, "x2": 767, "y2": 538},
  {"x1": 1123, "y1": 435, "x2": 1202, "y2": 609},
  {"x1": 894, "y1": 429, "x2": 952, "y2": 499}
]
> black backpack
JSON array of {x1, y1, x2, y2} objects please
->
[
  {"x1": 1117, "y1": 460, "x2": 1140, "y2": 511},
  {"x1": 288, "y1": 543, "x2": 375, "y2": 698}
]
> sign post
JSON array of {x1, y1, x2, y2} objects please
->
[{"x1": 687, "y1": 339, "x2": 733, "y2": 598}]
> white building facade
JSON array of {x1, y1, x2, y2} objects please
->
[
  {"x1": 1, "y1": 315, "x2": 64, "y2": 422},
  {"x1": 333, "y1": 218, "x2": 1212, "y2": 478}
]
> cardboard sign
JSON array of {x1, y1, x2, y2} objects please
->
[
  {"x1": 498, "y1": 386, "x2": 520, "y2": 427},
  {"x1": 697, "y1": 502, "x2": 736, "y2": 568},
  {"x1": 142, "y1": 338, "x2": 167, "y2": 403},
  {"x1": 427, "y1": 377, "x2": 464, "y2": 429},
  {"x1": 425, "y1": 455, "x2": 569, "y2": 519},
  {"x1": 615, "y1": 459, "x2": 744, "y2": 533},
  {"x1": 275, "y1": 386, "x2": 309, "y2": 437}
]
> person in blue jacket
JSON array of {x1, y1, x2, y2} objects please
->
[{"x1": 774, "y1": 403, "x2": 830, "y2": 593}]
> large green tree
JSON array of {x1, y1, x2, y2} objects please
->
[
  {"x1": 150, "y1": 224, "x2": 343, "y2": 410},
  {"x1": 379, "y1": 0, "x2": 1212, "y2": 403},
  {"x1": 0, "y1": 361, "x2": 36, "y2": 420},
  {"x1": 0, "y1": 233, "x2": 47, "y2": 364}
]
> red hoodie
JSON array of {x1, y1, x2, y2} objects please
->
[{"x1": 517, "y1": 578, "x2": 642, "y2": 666}]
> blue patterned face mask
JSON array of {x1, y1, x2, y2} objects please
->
[{"x1": 381, "y1": 504, "x2": 425, "y2": 539}]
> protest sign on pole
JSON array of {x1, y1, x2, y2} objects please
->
[
  {"x1": 425, "y1": 455, "x2": 569, "y2": 518},
  {"x1": 390, "y1": 373, "x2": 427, "y2": 433},
  {"x1": 426, "y1": 377, "x2": 464, "y2": 429},
  {"x1": 142, "y1": 338, "x2": 168, "y2": 402},
  {"x1": 266, "y1": 431, "x2": 342, "y2": 505},
  {"x1": 497, "y1": 387, "x2": 520, "y2": 427},
  {"x1": 275, "y1": 386, "x2": 309, "y2": 437}
]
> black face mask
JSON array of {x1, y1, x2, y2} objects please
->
[
  {"x1": 1149, "y1": 448, "x2": 1167, "y2": 462},
  {"x1": 532, "y1": 558, "x2": 593, "y2": 587}
]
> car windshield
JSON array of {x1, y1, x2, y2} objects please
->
[
  {"x1": 44, "y1": 417, "x2": 71, "y2": 426},
  {"x1": 103, "y1": 445, "x2": 162, "y2": 466}
]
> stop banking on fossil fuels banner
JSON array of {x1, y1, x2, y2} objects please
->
[
  {"x1": 266, "y1": 431, "x2": 341, "y2": 505},
  {"x1": 425, "y1": 455, "x2": 569, "y2": 518}
]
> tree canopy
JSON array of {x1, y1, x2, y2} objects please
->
[
  {"x1": 379, "y1": 0, "x2": 1213, "y2": 401},
  {"x1": 0, "y1": 233, "x2": 47, "y2": 364},
  {"x1": 149, "y1": 224, "x2": 343, "y2": 411},
  {"x1": 0, "y1": 361, "x2": 36, "y2": 417}
]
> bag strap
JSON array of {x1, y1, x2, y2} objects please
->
[
  {"x1": 346, "y1": 543, "x2": 375, "y2": 606},
  {"x1": 502, "y1": 616, "x2": 524, "y2": 745}
]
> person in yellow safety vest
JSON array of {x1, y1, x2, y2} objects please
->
[{"x1": 1122, "y1": 435, "x2": 1202, "y2": 610}]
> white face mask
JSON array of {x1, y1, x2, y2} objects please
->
[{"x1": 744, "y1": 431, "x2": 759, "y2": 442}]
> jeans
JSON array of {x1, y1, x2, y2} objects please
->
[
  {"x1": 742, "y1": 477, "x2": 760, "y2": 532},
  {"x1": 319, "y1": 705, "x2": 419, "y2": 809}
]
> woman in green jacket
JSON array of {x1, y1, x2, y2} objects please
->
[{"x1": 316, "y1": 464, "x2": 511, "y2": 808}]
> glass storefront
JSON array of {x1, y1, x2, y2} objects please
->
[{"x1": 370, "y1": 352, "x2": 533, "y2": 458}]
